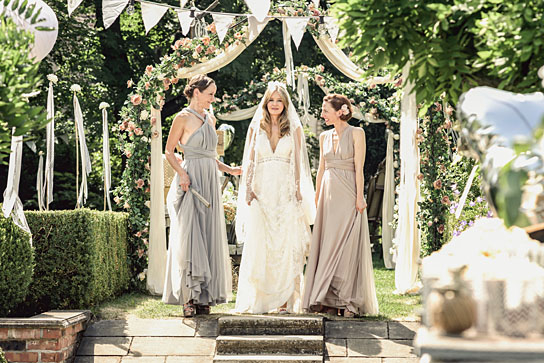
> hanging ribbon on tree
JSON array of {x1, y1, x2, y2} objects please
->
[
  {"x1": 44, "y1": 74, "x2": 57, "y2": 210},
  {"x1": 71, "y1": 84, "x2": 92, "y2": 208},
  {"x1": 100, "y1": 102, "x2": 112, "y2": 211}
]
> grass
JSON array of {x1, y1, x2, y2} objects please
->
[{"x1": 93, "y1": 256, "x2": 421, "y2": 321}]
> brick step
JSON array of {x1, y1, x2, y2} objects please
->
[
  {"x1": 213, "y1": 354, "x2": 322, "y2": 363},
  {"x1": 218, "y1": 316, "x2": 324, "y2": 336},
  {"x1": 215, "y1": 335, "x2": 323, "y2": 356}
]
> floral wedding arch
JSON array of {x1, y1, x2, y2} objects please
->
[{"x1": 114, "y1": 2, "x2": 420, "y2": 295}]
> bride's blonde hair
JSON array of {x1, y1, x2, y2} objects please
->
[{"x1": 261, "y1": 85, "x2": 290, "y2": 138}]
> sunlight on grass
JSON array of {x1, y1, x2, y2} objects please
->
[{"x1": 94, "y1": 257, "x2": 421, "y2": 321}]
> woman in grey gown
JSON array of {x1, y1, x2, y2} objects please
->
[{"x1": 162, "y1": 75, "x2": 242, "y2": 317}]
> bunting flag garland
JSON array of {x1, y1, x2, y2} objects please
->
[
  {"x1": 324, "y1": 16, "x2": 340, "y2": 44},
  {"x1": 103, "y1": 0, "x2": 129, "y2": 29},
  {"x1": 212, "y1": 13, "x2": 235, "y2": 44},
  {"x1": 177, "y1": 10, "x2": 193, "y2": 36},
  {"x1": 67, "y1": 0, "x2": 84, "y2": 16},
  {"x1": 284, "y1": 16, "x2": 310, "y2": 50},
  {"x1": 141, "y1": 2, "x2": 169, "y2": 34},
  {"x1": 244, "y1": 0, "x2": 269, "y2": 23}
]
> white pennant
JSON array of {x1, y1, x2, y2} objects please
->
[
  {"x1": 244, "y1": 0, "x2": 269, "y2": 23},
  {"x1": 284, "y1": 17, "x2": 310, "y2": 50},
  {"x1": 248, "y1": 15, "x2": 269, "y2": 42},
  {"x1": 73, "y1": 92, "x2": 91, "y2": 207},
  {"x1": 67, "y1": 0, "x2": 84, "y2": 16},
  {"x1": 102, "y1": 0, "x2": 129, "y2": 29},
  {"x1": 324, "y1": 16, "x2": 340, "y2": 44},
  {"x1": 177, "y1": 10, "x2": 193, "y2": 36},
  {"x1": 141, "y1": 2, "x2": 169, "y2": 34},
  {"x1": 212, "y1": 13, "x2": 234, "y2": 44}
]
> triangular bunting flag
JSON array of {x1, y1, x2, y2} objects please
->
[
  {"x1": 68, "y1": 0, "x2": 84, "y2": 16},
  {"x1": 247, "y1": 15, "x2": 269, "y2": 42},
  {"x1": 180, "y1": 0, "x2": 187, "y2": 8},
  {"x1": 324, "y1": 16, "x2": 340, "y2": 44},
  {"x1": 244, "y1": 0, "x2": 270, "y2": 23},
  {"x1": 212, "y1": 13, "x2": 234, "y2": 44},
  {"x1": 177, "y1": 10, "x2": 193, "y2": 36},
  {"x1": 102, "y1": 0, "x2": 129, "y2": 29},
  {"x1": 285, "y1": 17, "x2": 309, "y2": 50},
  {"x1": 141, "y1": 2, "x2": 169, "y2": 34}
]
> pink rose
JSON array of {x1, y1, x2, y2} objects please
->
[
  {"x1": 145, "y1": 65, "x2": 153, "y2": 75},
  {"x1": 114, "y1": 196, "x2": 120, "y2": 204},
  {"x1": 195, "y1": 45, "x2": 203, "y2": 54},
  {"x1": 202, "y1": 36, "x2": 210, "y2": 46},
  {"x1": 123, "y1": 202, "x2": 130, "y2": 209},
  {"x1": 135, "y1": 231, "x2": 142, "y2": 237},
  {"x1": 127, "y1": 79, "x2": 134, "y2": 88},
  {"x1": 131, "y1": 94, "x2": 142, "y2": 106},
  {"x1": 433, "y1": 180, "x2": 442, "y2": 189},
  {"x1": 134, "y1": 128, "x2": 143, "y2": 136},
  {"x1": 145, "y1": 82, "x2": 150, "y2": 90},
  {"x1": 137, "y1": 248, "x2": 145, "y2": 258},
  {"x1": 127, "y1": 121, "x2": 136, "y2": 131},
  {"x1": 125, "y1": 149, "x2": 132, "y2": 158}
]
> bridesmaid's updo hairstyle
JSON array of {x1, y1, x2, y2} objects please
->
[
  {"x1": 184, "y1": 74, "x2": 215, "y2": 99},
  {"x1": 323, "y1": 94, "x2": 353, "y2": 121}
]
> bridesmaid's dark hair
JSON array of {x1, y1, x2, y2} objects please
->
[
  {"x1": 323, "y1": 94, "x2": 353, "y2": 121},
  {"x1": 184, "y1": 74, "x2": 215, "y2": 98}
]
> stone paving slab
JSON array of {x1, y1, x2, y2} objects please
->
[
  {"x1": 326, "y1": 322, "x2": 388, "y2": 339},
  {"x1": 387, "y1": 322, "x2": 419, "y2": 340},
  {"x1": 165, "y1": 356, "x2": 213, "y2": 363},
  {"x1": 120, "y1": 357, "x2": 166, "y2": 363},
  {"x1": 382, "y1": 358, "x2": 420, "y2": 362},
  {"x1": 129, "y1": 337, "x2": 215, "y2": 356},
  {"x1": 347, "y1": 339, "x2": 415, "y2": 358},
  {"x1": 196, "y1": 319, "x2": 218, "y2": 337},
  {"x1": 75, "y1": 357, "x2": 122, "y2": 363},
  {"x1": 78, "y1": 337, "x2": 132, "y2": 356},
  {"x1": 84, "y1": 319, "x2": 195, "y2": 337},
  {"x1": 326, "y1": 358, "x2": 381, "y2": 363},
  {"x1": 325, "y1": 338, "x2": 347, "y2": 357}
]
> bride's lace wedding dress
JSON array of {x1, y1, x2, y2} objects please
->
[{"x1": 235, "y1": 129, "x2": 311, "y2": 313}]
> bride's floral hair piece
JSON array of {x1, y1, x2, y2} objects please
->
[{"x1": 323, "y1": 94, "x2": 353, "y2": 121}]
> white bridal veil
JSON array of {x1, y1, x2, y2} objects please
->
[{"x1": 236, "y1": 82, "x2": 316, "y2": 243}]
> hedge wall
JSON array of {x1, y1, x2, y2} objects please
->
[
  {"x1": 13, "y1": 209, "x2": 130, "y2": 316},
  {"x1": 0, "y1": 206, "x2": 33, "y2": 316}
]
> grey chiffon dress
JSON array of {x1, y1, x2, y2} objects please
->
[
  {"x1": 303, "y1": 126, "x2": 379, "y2": 315},
  {"x1": 162, "y1": 108, "x2": 231, "y2": 306}
]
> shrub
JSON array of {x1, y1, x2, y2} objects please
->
[
  {"x1": 0, "y1": 347, "x2": 6, "y2": 363},
  {"x1": 13, "y1": 209, "x2": 130, "y2": 316},
  {"x1": 0, "y1": 206, "x2": 33, "y2": 316}
]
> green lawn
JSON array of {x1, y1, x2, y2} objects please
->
[{"x1": 94, "y1": 256, "x2": 421, "y2": 321}]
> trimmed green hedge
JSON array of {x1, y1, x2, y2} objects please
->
[
  {"x1": 13, "y1": 209, "x2": 130, "y2": 316},
  {"x1": 0, "y1": 206, "x2": 33, "y2": 316}
]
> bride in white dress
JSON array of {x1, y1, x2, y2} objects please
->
[{"x1": 235, "y1": 82, "x2": 316, "y2": 314}]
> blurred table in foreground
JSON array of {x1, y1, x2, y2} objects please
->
[{"x1": 414, "y1": 327, "x2": 544, "y2": 362}]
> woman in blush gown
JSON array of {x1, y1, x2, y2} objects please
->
[
  {"x1": 303, "y1": 94, "x2": 379, "y2": 318},
  {"x1": 235, "y1": 82, "x2": 315, "y2": 314}
]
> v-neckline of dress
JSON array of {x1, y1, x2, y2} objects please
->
[
  {"x1": 182, "y1": 108, "x2": 208, "y2": 146},
  {"x1": 332, "y1": 126, "x2": 349, "y2": 155}
]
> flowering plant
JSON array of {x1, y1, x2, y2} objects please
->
[{"x1": 222, "y1": 181, "x2": 237, "y2": 225}]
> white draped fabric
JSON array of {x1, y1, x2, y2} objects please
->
[
  {"x1": 394, "y1": 64, "x2": 420, "y2": 294},
  {"x1": 382, "y1": 130, "x2": 395, "y2": 269},
  {"x1": 2, "y1": 130, "x2": 31, "y2": 238},
  {"x1": 217, "y1": 106, "x2": 258, "y2": 121},
  {"x1": 312, "y1": 34, "x2": 365, "y2": 81},
  {"x1": 141, "y1": 2, "x2": 169, "y2": 34},
  {"x1": 102, "y1": 106, "x2": 112, "y2": 211},
  {"x1": 175, "y1": 17, "x2": 269, "y2": 79},
  {"x1": 44, "y1": 80, "x2": 55, "y2": 210},
  {"x1": 36, "y1": 153, "x2": 44, "y2": 211},
  {"x1": 102, "y1": 0, "x2": 128, "y2": 29},
  {"x1": 73, "y1": 92, "x2": 92, "y2": 207},
  {"x1": 147, "y1": 107, "x2": 167, "y2": 295}
]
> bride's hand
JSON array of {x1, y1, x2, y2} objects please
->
[
  {"x1": 179, "y1": 171, "x2": 190, "y2": 192},
  {"x1": 296, "y1": 189, "x2": 302, "y2": 202},
  {"x1": 246, "y1": 189, "x2": 258, "y2": 205},
  {"x1": 356, "y1": 197, "x2": 367, "y2": 214}
]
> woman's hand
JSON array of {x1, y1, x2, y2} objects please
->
[
  {"x1": 296, "y1": 188, "x2": 302, "y2": 202},
  {"x1": 246, "y1": 188, "x2": 258, "y2": 206},
  {"x1": 356, "y1": 196, "x2": 367, "y2": 214},
  {"x1": 179, "y1": 171, "x2": 190, "y2": 192},
  {"x1": 228, "y1": 166, "x2": 243, "y2": 176}
]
